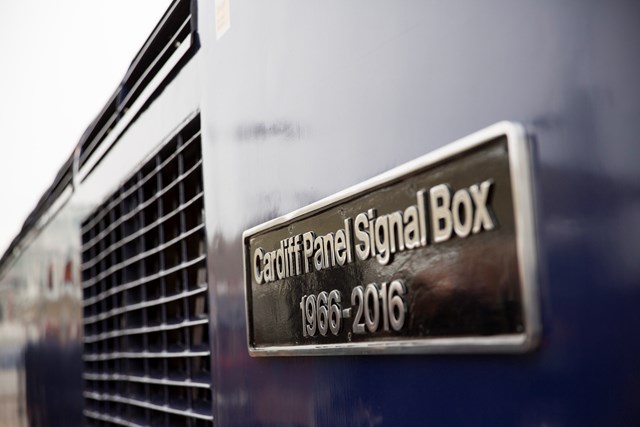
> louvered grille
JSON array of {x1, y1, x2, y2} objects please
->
[{"x1": 81, "y1": 115, "x2": 213, "y2": 426}]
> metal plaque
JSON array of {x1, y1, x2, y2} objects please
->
[{"x1": 243, "y1": 122, "x2": 539, "y2": 356}]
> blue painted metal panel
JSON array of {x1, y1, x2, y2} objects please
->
[{"x1": 198, "y1": 1, "x2": 640, "y2": 425}]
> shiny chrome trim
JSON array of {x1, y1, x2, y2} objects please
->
[
  {"x1": 84, "y1": 410, "x2": 144, "y2": 427},
  {"x1": 83, "y1": 392, "x2": 214, "y2": 421},
  {"x1": 83, "y1": 372, "x2": 211, "y2": 389},
  {"x1": 243, "y1": 121, "x2": 540, "y2": 356},
  {"x1": 83, "y1": 349, "x2": 210, "y2": 362},
  {"x1": 84, "y1": 317, "x2": 208, "y2": 343}
]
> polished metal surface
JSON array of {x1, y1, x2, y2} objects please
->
[{"x1": 243, "y1": 122, "x2": 539, "y2": 355}]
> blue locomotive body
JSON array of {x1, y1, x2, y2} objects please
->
[{"x1": 1, "y1": 1, "x2": 639, "y2": 426}]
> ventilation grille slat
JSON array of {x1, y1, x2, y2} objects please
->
[
  {"x1": 81, "y1": 115, "x2": 213, "y2": 427},
  {"x1": 84, "y1": 409, "x2": 145, "y2": 427},
  {"x1": 81, "y1": 221, "x2": 205, "y2": 286},
  {"x1": 83, "y1": 373, "x2": 211, "y2": 389},
  {"x1": 81, "y1": 130, "x2": 201, "y2": 236}
]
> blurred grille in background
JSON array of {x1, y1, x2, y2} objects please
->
[{"x1": 80, "y1": 114, "x2": 213, "y2": 426}]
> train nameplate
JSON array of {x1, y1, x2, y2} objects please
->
[{"x1": 242, "y1": 122, "x2": 539, "y2": 356}]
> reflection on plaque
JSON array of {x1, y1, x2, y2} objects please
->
[{"x1": 243, "y1": 122, "x2": 539, "y2": 356}]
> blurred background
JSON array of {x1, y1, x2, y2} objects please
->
[{"x1": 0, "y1": 0, "x2": 171, "y2": 256}]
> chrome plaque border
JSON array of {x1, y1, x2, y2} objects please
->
[{"x1": 242, "y1": 121, "x2": 540, "y2": 356}]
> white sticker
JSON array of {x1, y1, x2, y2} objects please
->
[{"x1": 215, "y1": 0, "x2": 231, "y2": 40}]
